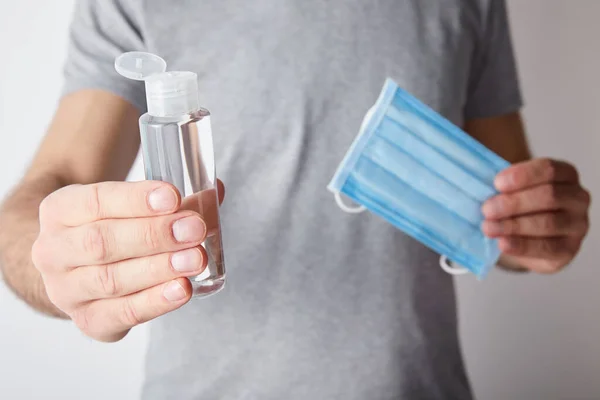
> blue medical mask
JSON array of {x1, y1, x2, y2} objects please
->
[{"x1": 327, "y1": 78, "x2": 509, "y2": 279}]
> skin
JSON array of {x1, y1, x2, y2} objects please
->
[
  {"x1": 0, "y1": 91, "x2": 590, "y2": 343},
  {"x1": 466, "y1": 113, "x2": 591, "y2": 273},
  {"x1": 0, "y1": 90, "x2": 224, "y2": 342}
]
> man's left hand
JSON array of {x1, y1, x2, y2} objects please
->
[{"x1": 481, "y1": 158, "x2": 591, "y2": 273}]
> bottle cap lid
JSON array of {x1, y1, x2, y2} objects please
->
[
  {"x1": 114, "y1": 51, "x2": 167, "y2": 81},
  {"x1": 115, "y1": 51, "x2": 199, "y2": 117}
]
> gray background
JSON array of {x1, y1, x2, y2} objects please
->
[{"x1": 1, "y1": 1, "x2": 598, "y2": 399}]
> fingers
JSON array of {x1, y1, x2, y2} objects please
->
[
  {"x1": 40, "y1": 181, "x2": 181, "y2": 227},
  {"x1": 35, "y1": 211, "x2": 206, "y2": 268},
  {"x1": 482, "y1": 212, "x2": 589, "y2": 238},
  {"x1": 65, "y1": 247, "x2": 207, "y2": 301},
  {"x1": 494, "y1": 158, "x2": 579, "y2": 192},
  {"x1": 498, "y1": 236, "x2": 581, "y2": 261},
  {"x1": 482, "y1": 183, "x2": 590, "y2": 220},
  {"x1": 33, "y1": 179, "x2": 227, "y2": 343},
  {"x1": 72, "y1": 278, "x2": 192, "y2": 342},
  {"x1": 180, "y1": 188, "x2": 221, "y2": 237},
  {"x1": 76, "y1": 212, "x2": 206, "y2": 265}
]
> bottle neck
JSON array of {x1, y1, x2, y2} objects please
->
[
  {"x1": 143, "y1": 71, "x2": 200, "y2": 117},
  {"x1": 146, "y1": 91, "x2": 199, "y2": 117}
]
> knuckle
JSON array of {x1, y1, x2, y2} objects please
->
[
  {"x1": 94, "y1": 264, "x2": 119, "y2": 297},
  {"x1": 557, "y1": 213, "x2": 574, "y2": 233},
  {"x1": 510, "y1": 168, "x2": 526, "y2": 188},
  {"x1": 83, "y1": 224, "x2": 109, "y2": 263},
  {"x1": 71, "y1": 306, "x2": 94, "y2": 336},
  {"x1": 507, "y1": 237, "x2": 525, "y2": 254},
  {"x1": 142, "y1": 222, "x2": 164, "y2": 251},
  {"x1": 539, "y1": 239, "x2": 556, "y2": 255},
  {"x1": 140, "y1": 255, "x2": 157, "y2": 276},
  {"x1": 84, "y1": 184, "x2": 102, "y2": 220},
  {"x1": 539, "y1": 158, "x2": 557, "y2": 181},
  {"x1": 581, "y1": 217, "x2": 590, "y2": 236},
  {"x1": 31, "y1": 236, "x2": 51, "y2": 271},
  {"x1": 40, "y1": 185, "x2": 79, "y2": 223},
  {"x1": 513, "y1": 238, "x2": 527, "y2": 254},
  {"x1": 38, "y1": 195, "x2": 55, "y2": 224},
  {"x1": 570, "y1": 237, "x2": 582, "y2": 251},
  {"x1": 503, "y1": 194, "x2": 519, "y2": 215},
  {"x1": 503, "y1": 219, "x2": 518, "y2": 235},
  {"x1": 569, "y1": 164, "x2": 580, "y2": 182},
  {"x1": 31, "y1": 232, "x2": 66, "y2": 272},
  {"x1": 581, "y1": 188, "x2": 592, "y2": 207},
  {"x1": 42, "y1": 276, "x2": 66, "y2": 309},
  {"x1": 121, "y1": 298, "x2": 142, "y2": 327},
  {"x1": 539, "y1": 214, "x2": 558, "y2": 233},
  {"x1": 542, "y1": 184, "x2": 560, "y2": 208}
]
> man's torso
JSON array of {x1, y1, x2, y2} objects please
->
[{"x1": 128, "y1": 1, "x2": 484, "y2": 398}]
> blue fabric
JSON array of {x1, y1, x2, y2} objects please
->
[{"x1": 328, "y1": 78, "x2": 510, "y2": 278}]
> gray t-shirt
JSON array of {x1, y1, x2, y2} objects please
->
[{"x1": 61, "y1": 1, "x2": 522, "y2": 398}]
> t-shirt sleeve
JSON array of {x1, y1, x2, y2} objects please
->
[
  {"x1": 60, "y1": 0, "x2": 147, "y2": 113},
  {"x1": 464, "y1": 0, "x2": 523, "y2": 119}
]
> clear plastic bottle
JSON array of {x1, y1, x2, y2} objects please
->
[{"x1": 115, "y1": 52, "x2": 225, "y2": 298}]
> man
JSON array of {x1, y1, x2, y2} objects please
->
[{"x1": 0, "y1": 0, "x2": 590, "y2": 399}]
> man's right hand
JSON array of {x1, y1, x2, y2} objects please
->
[{"x1": 31, "y1": 181, "x2": 208, "y2": 342}]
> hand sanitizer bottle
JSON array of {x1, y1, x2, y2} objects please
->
[{"x1": 115, "y1": 51, "x2": 225, "y2": 298}]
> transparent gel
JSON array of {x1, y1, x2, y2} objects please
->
[{"x1": 115, "y1": 52, "x2": 225, "y2": 298}]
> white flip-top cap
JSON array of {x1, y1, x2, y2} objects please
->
[{"x1": 115, "y1": 51, "x2": 199, "y2": 117}]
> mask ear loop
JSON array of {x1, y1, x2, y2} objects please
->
[
  {"x1": 334, "y1": 192, "x2": 367, "y2": 214},
  {"x1": 439, "y1": 255, "x2": 469, "y2": 275}
]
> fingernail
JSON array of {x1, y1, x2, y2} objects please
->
[
  {"x1": 163, "y1": 281, "x2": 186, "y2": 302},
  {"x1": 482, "y1": 198, "x2": 502, "y2": 218},
  {"x1": 482, "y1": 221, "x2": 502, "y2": 236},
  {"x1": 149, "y1": 187, "x2": 178, "y2": 212},
  {"x1": 172, "y1": 216, "x2": 206, "y2": 243},
  {"x1": 171, "y1": 248, "x2": 203, "y2": 272},
  {"x1": 495, "y1": 173, "x2": 513, "y2": 191}
]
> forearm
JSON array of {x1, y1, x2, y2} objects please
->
[{"x1": 0, "y1": 174, "x2": 69, "y2": 318}]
